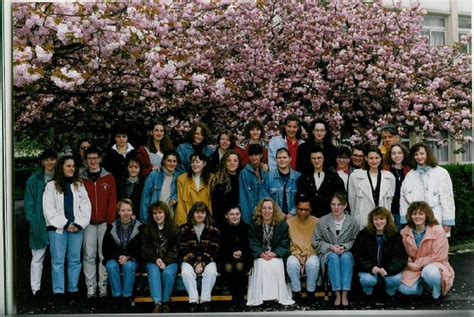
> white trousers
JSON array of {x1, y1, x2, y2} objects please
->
[
  {"x1": 83, "y1": 223, "x2": 108, "y2": 293},
  {"x1": 181, "y1": 262, "x2": 218, "y2": 303},
  {"x1": 31, "y1": 247, "x2": 47, "y2": 293}
]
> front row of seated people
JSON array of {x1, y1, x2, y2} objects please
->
[{"x1": 100, "y1": 193, "x2": 454, "y2": 312}]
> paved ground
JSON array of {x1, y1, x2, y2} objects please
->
[{"x1": 13, "y1": 201, "x2": 474, "y2": 315}]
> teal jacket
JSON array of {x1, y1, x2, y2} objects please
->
[{"x1": 24, "y1": 170, "x2": 48, "y2": 249}]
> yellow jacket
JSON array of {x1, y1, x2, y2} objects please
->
[{"x1": 175, "y1": 173, "x2": 212, "y2": 225}]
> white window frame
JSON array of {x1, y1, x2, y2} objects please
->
[{"x1": 422, "y1": 15, "x2": 446, "y2": 47}]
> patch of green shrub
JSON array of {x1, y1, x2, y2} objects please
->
[{"x1": 444, "y1": 164, "x2": 474, "y2": 244}]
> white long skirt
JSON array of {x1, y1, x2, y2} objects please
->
[{"x1": 246, "y1": 258, "x2": 295, "y2": 306}]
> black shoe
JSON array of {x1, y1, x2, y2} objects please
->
[
  {"x1": 201, "y1": 302, "x2": 211, "y2": 312},
  {"x1": 189, "y1": 302, "x2": 199, "y2": 313},
  {"x1": 161, "y1": 302, "x2": 170, "y2": 313},
  {"x1": 292, "y1": 291, "x2": 302, "y2": 304}
]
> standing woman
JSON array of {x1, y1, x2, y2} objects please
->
[
  {"x1": 42, "y1": 156, "x2": 91, "y2": 297},
  {"x1": 175, "y1": 152, "x2": 213, "y2": 226},
  {"x1": 398, "y1": 201, "x2": 454, "y2": 300},
  {"x1": 383, "y1": 143, "x2": 411, "y2": 231},
  {"x1": 348, "y1": 145, "x2": 395, "y2": 229},
  {"x1": 140, "y1": 150, "x2": 181, "y2": 223},
  {"x1": 236, "y1": 119, "x2": 269, "y2": 170},
  {"x1": 208, "y1": 130, "x2": 237, "y2": 173},
  {"x1": 313, "y1": 192, "x2": 359, "y2": 307},
  {"x1": 296, "y1": 118, "x2": 338, "y2": 174},
  {"x1": 176, "y1": 122, "x2": 214, "y2": 173},
  {"x1": 400, "y1": 143, "x2": 455, "y2": 237},
  {"x1": 141, "y1": 201, "x2": 180, "y2": 314},
  {"x1": 209, "y1": 150, "x2": 241, "y2": 228},
  {"x1": 136, "y1": 121, "x2": 174, "y2": 178},
  {"x1": 352, "y1": 207, "x2": 407, "y2": 299},
  {"x1": 246, "y1": 198, "x2": 294, "y2": 307},
  {"x1": 179, "y1": 202, "x2": 220, "y2": 312},
  {"x1": 218, "y1": 206, "x2": 250, "y2": 308},
  {"x1": 25, "y1": 149, "x2": 57, "y2": 297},
  {"x1": 117, "y1": 156, "x2": 144, "y2": 215},
  {"x1": 73, "y1": 138, "x2": 92, "y2": 173},
  {"x1": 103, "y1": 127, "x2": 137, "y2": 183},
  {"x1": 102, "y1": 199, "x2": 142, "y2": 311}
]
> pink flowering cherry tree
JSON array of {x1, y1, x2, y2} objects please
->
[{"x1": 13, "y1": 0, "x2": 471, "y2": 149}]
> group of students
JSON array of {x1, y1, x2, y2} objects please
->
[{"x1": 24, "y1": 115, "x2": 456, "y2": 312}]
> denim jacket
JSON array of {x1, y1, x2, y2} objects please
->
[
  {"x1": 140, "y1": 168, "x2": 181, "y2": 223},
  {"x1": 238, "y1": 164, "x2": 269, "y2": 224},
  {"x1": 263, "y1": 169, "x2": 301, "y2": 215},
  {"x1": 176, "y1": 142, "x2": 213, "y2": 173}
]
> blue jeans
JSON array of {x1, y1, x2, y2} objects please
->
[
  {"x1": 146, "y1": 262, "x2": 178, "y2": 303},
  {"x1": 286, "y1": 255, "x2": 320, "y2": 292},
  {"x1": 48, "y1": 230, "x2": 83, "y2": 294},
  {"x1": 393, "y1": 214, "x2": 402, "y2": 232},
  {"x1": 398, "y1": 264, "x2": 442, "y2": 299},
  {"x1": 358, "y1": 272, "x2": 402, "y2": 296},
  {"x1": 106, "y1": 259, "x2": 138, "y2": 297},
  {"x1": 326, "y1": 252, "x2": 353, "y2": 291}
]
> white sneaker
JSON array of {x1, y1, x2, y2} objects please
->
[{"x1": 87, "y1": 285, "x2": 97, "y2": 298}]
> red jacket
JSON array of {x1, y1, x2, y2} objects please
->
[
  {"x1": 136, "y1": 145, "x2": 153, "y2": 178},
  {"x1": 80, "y1": 168, "x2": 117, "y2": 225}
]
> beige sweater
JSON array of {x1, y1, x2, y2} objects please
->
[{"x1": 287, "y1": 215, "x2": 318, "y2": 257}]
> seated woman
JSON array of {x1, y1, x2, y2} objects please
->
[
  {"x1": 246, "y1": 198, "x2": 294, "y2": 306},
  {"x1": 141, "y1": 201, "x2": 180, "y2": 313},
  {"x1": 179, "y1": 202, "x2": 219, "y2": 312},
  {"x1": 313, "y1": 192, "x2": 359, "y2": 307},
  {"x1": 398, "y1": 201, "x2": 455, "y2": 301},
  {"x1": 352, "y1": 207, "x2": 407, "y2": 300},
  {"x1": 102, "y1": 198, "x2": 142, "y2": 312},
  {"x1": 218, "y1": 206, "x2": 250, "y2": 308}
]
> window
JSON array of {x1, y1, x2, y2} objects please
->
[
  {"x1": 422, "y1": 16, "x2": 446, "y2": 47},
  {"x1": 461, "y1": 129, "x2": 473, "y2": 162},
  {"x1": 425, "y1": 139, "x2": 449, "y2": 163},
  {"x1": 458, "y1": 16, "x2": 472, "y2": 54}
]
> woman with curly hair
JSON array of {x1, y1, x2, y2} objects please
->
[
  {"x1": 141, "y1": 201, "x2": 180, "y2": 313},
  {"x1": 352, "y1": 207, "x2": 407, "y2": 300},
  {"x1": 246, "y1": 198, "x2": 294, "y2": 306},
  {"x1": 210, "y1": 150, "x2": 241, "y2": 228},
  {"x1": 398, "y1": 201, "x2": 454, "y2": 301}
]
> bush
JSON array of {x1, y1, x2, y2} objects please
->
[
  {"x1": 15, "y1": 167, "x2": 37, "y2": 200},
  {"x1": 444, "y1": 164, "x2": 474, "y2": 244}
]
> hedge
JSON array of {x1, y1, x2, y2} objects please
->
[{"x1": 444, "y1": 164, "x2": 474, "y2": 244}]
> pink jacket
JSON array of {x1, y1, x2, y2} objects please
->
[{"x1": 400, "y1": 225, "x2": 454, "y2": 295}]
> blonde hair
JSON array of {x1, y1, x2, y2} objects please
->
[{"x1": 252, "y1": 198, "x2": 286, "y2": 225}]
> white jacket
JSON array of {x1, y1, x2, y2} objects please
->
[
  {"x1": 43, "y1": 181, "x2": 91, "y2": 233},
  {"x1": 400, "y1": 166, "x2": 455, "y2": 226},
  {"x1": 348, "y1": 169, "x2": 396, "y2": 229}
]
